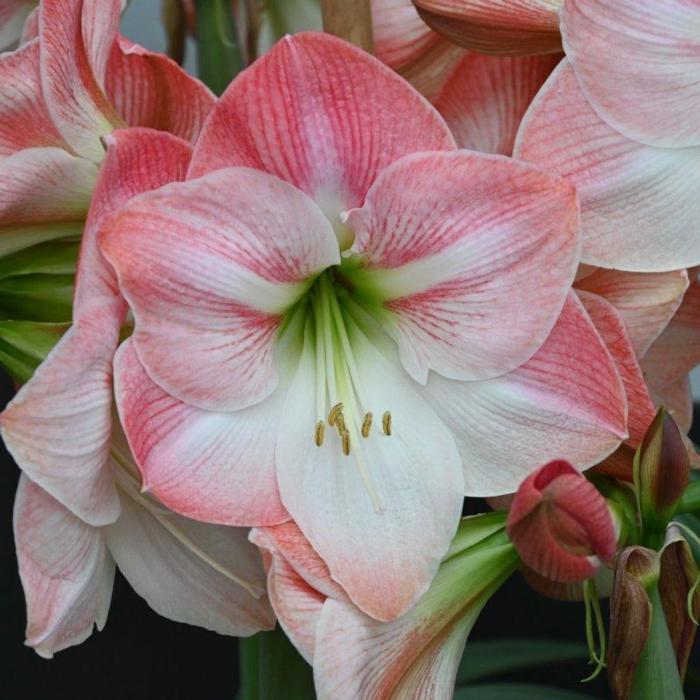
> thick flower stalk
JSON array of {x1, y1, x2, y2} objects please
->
[{"x1": 97, "y1": 31, "x2": 631, "y2": 622}]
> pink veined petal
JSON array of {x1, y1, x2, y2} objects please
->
[
  {"x1": 187, "y1": 31, "x2": 455, "y2": 235},
  {"x1": 422, "y1": 293, "x2": 628, "y2": 496},
  {"x1": 515, "y1": 60, "x2": 700, "y2": 272},
  {"x1": 576, "y1": 290, "x2": 656, "y2": 447},
  {"x1": 19, "y1": 4, "x2": 38, "y2": 43},
  {"x1": 14, "y1": 475, "x2": 115, "y2": 658},
  {"x1": 105, "y1": 36, "x2": 215, "y2": 144},
  {"x1": 346, "y1": 150, "x2": 580, "y2": 383},
  {"x1": 562, "y1": 0, "x2": 700, "y2": 149},
  {"x1": 641, "y1": 276, "x2": 700, "y2": 390},
  {"x1": 0, "y1": 129, "x2": 193, "y2": 526},
  {"x1": 433, "y1": 52, "x2": 560, "y2": 155},
  {"x1": 0, "y1": 40, "x2": 67, "y2": 156},
  {"x1": 105, "y1": 490, "x2": 275, "y2": 637},
  {"x1": 414, "y1": 0, "x2": 563, "y2": 56},
  {"x1": 398, "y1": 37, "x2": 464, "y2": 101},
  {"x1": 100, "y1": 167, "x2": 339, "y2": 412},
  {"x1": 276, "y1": 317, "x2": 464, "y2": 622},
  {"x1": 0, "y1": 0, "x2": 34, "y2": 50},
  {"x1": 250, "y1": 526, "x2": 330, "y2": 663},
  {"x1": 574, "y1": 268, "x2": 689, "y2": 358},
  {"x1": 650, "y1": 375, "x2": 694, "y2": 435},
  {"x1": 113, "y1": 338, "x2": 289, "y2": 527},
  {"x1": 40, "y1": 0, "x2": 124, "y2": 161}
]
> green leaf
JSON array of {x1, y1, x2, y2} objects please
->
[
  {"x1": 454, "y1": 683, "x2": 601, "y2": 700},
  {"x1": 0, "y1": 321, "x2": 69, "y2": 382},
  {"x1": 0, "y1": 239, "x2": 79, "y2": 279},
  {"x1": 456, "y1": 638, "x2": 588, "y2": 685},
  {"x1": 0, "y1": 221, "x2": 84, "y2": 259},
  {"x1": 0, "y1": 274, "x2": 74, "y2": 321}
]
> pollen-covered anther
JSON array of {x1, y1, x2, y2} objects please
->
[
  {"x1": 361, "y1": 412, "x2": 373, "y2": 438},
  {"x1": 382, "y1": 411, "x2": 392, "y2": 436},
  {"x1": 341, "y1": 430, "x2": 351, "y2": 456},
  {"x1": 328, "y1": 402, "x2": 344, "y2": 426},
  {"x1": 314, "y1": 420, "x2": 325, "y2": 447}
]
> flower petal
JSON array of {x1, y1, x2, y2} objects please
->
[
  {"x1": 14, "y1": 475, "x2": 114, "y2": 658},
  {"x1": 433, "y1": 52, "x2": 560, "y2": 155},
  {"x1": 515, "y1": 60, "x2": 700, "y2": 272},
  {"x1": 650, "y1": 375, "x2": 693, "y2": 435},
  {"x1": 0, "y1": 0, "x2": 34, "y2": 50},
  {"x1": 113, "y1": 338, "x2": 289, "y2": 526},
  {"x1": 276, "y1": 318, "x2": 463, "y2": 621},
  {"x1": 347, "y1": 150, "x2": 579, "y2": 383},
  {"x1": 562, "y1": 0, "x2": 700, "y2": 148},
  {"x1": 105, "y1": 36, "x2": 214, "y2": 144},
  {"x1": 574, "y1": 268, "x2": 689, "y2": 357},
  {"x1": 101, "y1": 167, "x2": 339, "y2": 412},
  {"x1": 40, "y1": 0, "x2": 124, "y2": 161},
  {"x1": 105, "y1": 489, "x2": 275, "y2": 637},
  {"x1": 422, "y1": 293, "x2": 627, "y2": 496},
  {"x1": 576, "y1": 290, "x2": 656, "y2": 446},
  {"x1": 0, "y1": 40, "x2": 67, "y2": 156},
  {"x1": 187, "y1": 31, "x2": 455, "y2": 232},
  {"x1": 414, "y1": 0, "x2": 562, "y2": 55}
]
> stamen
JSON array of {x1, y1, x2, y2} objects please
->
[
  {"x1": 328, "y1": 402, "x2": 344, "y2": 426},
  {"x1": 361, "y1": 412, "x2": 373, "y2": 438},
  {"x1": 341, "y1": 429, "x2": 351, "y2": 456},
  {"x1": 382, "y1": 411, "x2": 392, "y2": 436},
  {"x1": 314, "y1": 420, "x2": 325, "y2": 447},
  {"x1": 335, "y1": 413, "x2": 346, "y2": 433}
]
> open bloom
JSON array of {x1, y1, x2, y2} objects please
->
[
  {"x1": 251, "y1": 514, "x2": 517, "y2": 700},
  {"x1": 101, "y1": 32, "x2": 628, "y2": 621},
  {"x1": 507, "y1": 460, "x2": 617, "y2": 582}
]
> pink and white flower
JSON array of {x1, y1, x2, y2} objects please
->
[{"x1": 100, "y1": 32, "x2": 628, "y2": 622}]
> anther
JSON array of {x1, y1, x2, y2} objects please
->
[
  {"x1": 361, "y1": 412, "x2": 373, "y2": 438},
  {"x1": 334, "y1": 413, "x2": 346, "y2": 433},
  {"x1": 382, "y1": 411, "x2": 392, "y2": 436},
  {"x1": 328, "y1": 402, "x2": 344, "y2": 426},
  {"x1": 341, "y1": 430, "x2": 351, "y2": 456},
  {"x1": 314, "y1": 420, "x2": 325, "y2": 447}
]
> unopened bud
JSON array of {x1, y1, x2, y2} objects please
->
[
  {"x1": 634, "y1": 408, "x2": 690, "y2": 536},
  {"x1": 507, "y1": 460, "x2": 617, "y2": 583}
]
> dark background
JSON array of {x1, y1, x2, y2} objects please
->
[{"x1": 1, "y1": 370, "x2": 697, "y2": 699}]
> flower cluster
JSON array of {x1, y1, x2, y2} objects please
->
[{"x1": 1, "y1": 0, "x2": 699, "y2": 698}]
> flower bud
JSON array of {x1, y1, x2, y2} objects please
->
[
  {"x1": 634, "y1": 408, "x2": 690, "y2": 535},
  {"x1": 506, "y1": 460, "x2": 617, "y2": 583}
]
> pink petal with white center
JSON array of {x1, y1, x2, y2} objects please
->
[
  {"x1": 562, "y1": 0, "x2": 700, "y2": 149},
  {"x1": 414, "y1": 0, "x2": 563, "y2": 56},
  {"x1": 650, "y1": 375, "x2": 694, "y2": 435},
  {"x1": 251, "y1": 526, "x2": 332, "y2": 662},
  {"x1": 574, "y1": 268, "x2": 689, "y2": 357},
  {"x1": 641, "y1": 277, "x2": 700, "y2": 390},
  {"x1": 276, "y1": 318, "x2": 463, "y2": 622},
  {"x1": 0, "y1": 40, "x2": 66, "y2": 156},
  {"x1": 433, "y1": 52, "x2": 560, "y2": 155},
  {"x1": 0, "y1": 0, "x2": 34, "y2": 50},
  {"x1": 0, "y1": 147, "x2": 96, "y2": 257},
  {"x1": 1, "y1": 129, "x2": 193, "y2": 526},
  {"x1": 515, "y1": 60, "x2": 700, "y2": 272},
  {"x1": 347, "y1": 150, "x2": 579, "y2": 383},
  {"x1": 105, "y1": 490, "x2": 275, "y2": 637},
  {"x1": 113, "y1": 339, "x2": 289, "y2": 526},
  {"x1": 40, "y1": 0, "x2": 124, "y2": 161},
  {"x1": 187, "y1": 32, "x2": 455, "y2": 235},
  {"x1": 101, "y1": 167, "x2": 338, "y2": 412},
  {"x1": 422, "y1": 293, "x2": 627, "y2": 496},
  {"x1": 105, "y1": 36, "x2": 214, "y2": 144},
  {"x1": 14, "y1": 475, "x2": 115, "y2": 658},
  {"x1": 576, "y1": 290, "x2": 656, "y2": 446}
]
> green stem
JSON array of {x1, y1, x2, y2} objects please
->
[
  {"x1": 239, "y1": 627, "x2": 315, "y2": 699},
  {"x1": 194, "y1": 0, "x2": 243, "y2": 95},
  {"x1": 630, "y1": 586, "x2": 685, "y2": 700},
  {"x1": 676, "y1": 480, "x2": 700, "y2": 515}
]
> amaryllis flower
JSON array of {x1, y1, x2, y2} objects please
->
[
  {"x1": 413, "y1": 0, "x2": 563, "y2": 56},
  {"x1": 250, "y1": 515, "x2": 517, "y2": 700},
  {"x1": 507, "y1": 460, "x2": 617, "y2": 582},
  {"x1": 515, "y1": 1, "x2": 700, "y2": 272},
  {"x1": 101, "y1": 32, "x2": 628, "y2": 621},
  {"x1": 15, "y1": 430, "x2": 274, "y2": 658},
  {"x1": 0, "y1": 0, "x2": 35, "y2": 50}
]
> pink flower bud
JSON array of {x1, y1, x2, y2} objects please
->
[{"x1": 506, "y1": 460, "x2": 617, "y2": 582}]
